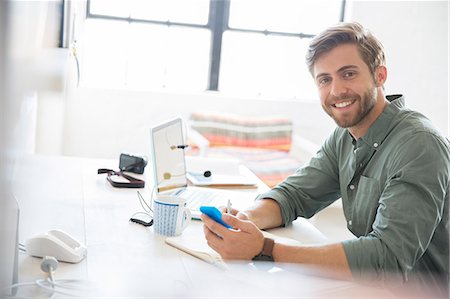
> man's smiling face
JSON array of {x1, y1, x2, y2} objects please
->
[{"x1": 313, "y1": 43, "x2": 380, "y2": 130}]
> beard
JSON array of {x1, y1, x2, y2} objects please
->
[{"x1": 323, "y1": 88, "x2": 377, "y2": 128}]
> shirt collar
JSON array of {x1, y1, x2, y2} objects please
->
[{"x1": 350, "y1": 94, "x2": 405, "y2": 149}]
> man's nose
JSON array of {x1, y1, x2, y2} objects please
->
[{"x1": 330, "y1": 79, "x2": 347, "y2": 98}]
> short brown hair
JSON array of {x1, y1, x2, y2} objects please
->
[{"x1": 306, "y1": 22, "x2": 386, "y2": 76}]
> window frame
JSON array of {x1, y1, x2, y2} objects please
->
[{"x1": 85, "y1": 0, "x2": 346, "y2": 92}]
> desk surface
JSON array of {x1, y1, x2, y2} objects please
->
[{"x1": 12, "y1": 154, "x2": 393, "y2": 298}]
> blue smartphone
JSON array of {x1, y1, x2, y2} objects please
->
[{"x1": 200, "y1": 206, "x2": 232, "y2": 228}]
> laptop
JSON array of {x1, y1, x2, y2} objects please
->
[{"x1": 150, "y1": 117, "x2": 253, "y2": 219}]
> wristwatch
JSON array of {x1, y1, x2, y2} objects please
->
[{"x1": 252, "y1": 237, "x2": 275, "y2": 261}]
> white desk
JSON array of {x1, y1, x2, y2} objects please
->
[{"x1": 12, "y1": 154, "x2": 393, "y2": 298}]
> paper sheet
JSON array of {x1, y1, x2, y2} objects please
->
[{"x1": 165, "y1": 228, "x2": 302, "y2": 267}]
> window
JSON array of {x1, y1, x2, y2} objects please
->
[{"x1": 82, "y1": 0, "x2": 344, "y2": 99}]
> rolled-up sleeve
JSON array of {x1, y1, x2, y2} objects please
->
[{"x1": 256, "y1": 133, "x2": 341, "y2": 225}]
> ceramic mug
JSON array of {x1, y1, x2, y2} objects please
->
[{"x1": 153, "y1": 195, "x2": 191, "y2": 236}]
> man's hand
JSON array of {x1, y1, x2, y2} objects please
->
[
  {"x1": 206, "y1": 203, "x2": 352, "y2": 279},
  {"x1": 219, "y1": 198, "x2": 282, "y2": 229},
  {"x1": 218, "y1": 206, "x2": 249, "y2": 221},
  {"x1": 201, "y1": 213, "x2": 264, "y2": 260}
]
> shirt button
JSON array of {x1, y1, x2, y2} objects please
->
[
  {"x1": 359, "y1": 163, "x2": 363, "y2": 167},
  {"x1": 348, "y1": 220, "x2": 352, "y2": 226},
  {"x1": 349, "y1": 184, "x2": 355, "y2": 190},
  {"x1": 373, "y1": 142, "x2": 379, "y2": 148}
]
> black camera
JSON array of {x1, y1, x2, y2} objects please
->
[{"x1": 119, "y1": 153, "x2": 147, "y2": 174}]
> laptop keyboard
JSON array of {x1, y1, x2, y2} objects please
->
[{"x1": 180, "y1": 188, "x2": 230, "y2": 211}]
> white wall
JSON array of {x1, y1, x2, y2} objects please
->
[
  {"x1": 35, "y1": 1, "x2": 448, "y2": 159},
  {"x1": 347, "y1": 0, "x2": 449, "y2": 136},
  {"x1": 61, "y1": 87, "x2": 333, "y2": 158}
]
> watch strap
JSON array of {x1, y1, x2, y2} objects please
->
[{"x1": 252, "y1": 237, "x2": 275, "y2": 261}]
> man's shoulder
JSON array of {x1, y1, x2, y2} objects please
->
[
  {"x1": 384, "y1": 109, "x2": 450, "y2": 166},
  {"x1": 392, "y1": 108, "x2": 448, "y2": 145}
]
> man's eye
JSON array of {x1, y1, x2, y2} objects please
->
[
  {"x1": 318, "y1": 77, "x2": 330, "y2": 85},
  {"x1": 343, "y1": 71, "x2": 356, "y2": 78}
]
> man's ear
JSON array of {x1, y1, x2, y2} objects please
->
[{"x1": 375, "y1": 65, "x2": 387, "y2": 87}]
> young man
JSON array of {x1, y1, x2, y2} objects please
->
[{"x1": 201, "y1": 22, "x2": 449, "y2": 292}]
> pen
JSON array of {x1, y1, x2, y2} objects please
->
[{"x1": 227, "y1": 199, "x2": 232, "y2": 214}]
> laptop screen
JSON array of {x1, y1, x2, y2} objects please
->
[{"x1": 150, "y1": 117, "x2": 188, "y2": 193}]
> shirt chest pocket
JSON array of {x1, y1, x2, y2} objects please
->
[{"x1": 351, "y1": 176, "x2": 381, "y2": 236}]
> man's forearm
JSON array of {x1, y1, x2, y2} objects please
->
[
  {"x1": 273, "y1": 242, "x2": 352, "y2": 280},
  {"x1": 222, "y1": 198, "x2": 352, "y2": 279},
  {"x1": 243, "y1": 198, "x2": 283, "y2": 229}
]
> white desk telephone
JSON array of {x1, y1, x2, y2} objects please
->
[{"x1": 25, "y1": 229, "x2": 87, "y2": 263}]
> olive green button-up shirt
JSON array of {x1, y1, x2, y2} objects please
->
[{"x1": 257, "y1": 95, "x2": 449, "y2": 288}]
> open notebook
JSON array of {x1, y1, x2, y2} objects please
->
[
  {"x1": 185, "y1": 156, "x2": 257, "y2": 188},
  {"x1": 165, "y1": 227, "x2": 302, "y2": 266}
]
